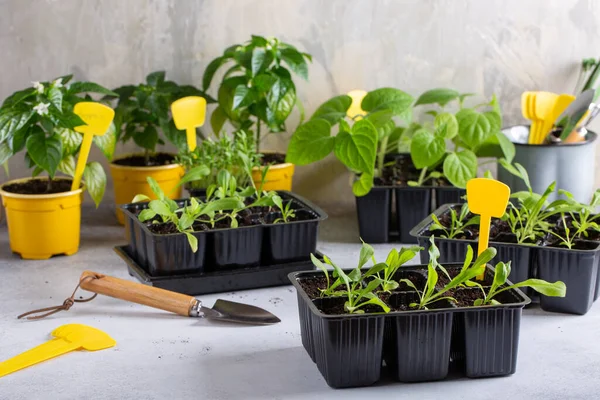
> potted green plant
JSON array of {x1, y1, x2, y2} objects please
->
[
  {"x1": 286, "y1": 88, "x2": 514, "y2": 243},
  {"x1": 107, "y1": 71, "x2": 214, "y2": 224},
  {"x1": 0, "y1": 75, "x2": 116, "y2": 259},
  {"x1": 411, "y1": 162, "x2": 598, "y2": 315},
  {"x1": 202, "y1": 35, "x2": 312, "y2": 191},
  {"x1": 289, "y1": 237, "x2": 565, "y2": 388}
]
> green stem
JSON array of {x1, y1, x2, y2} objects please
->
[
  {"x1": 144, "y1": 149, "x2": 150, "y2": 166},
  {"x1": 256, "y1": 120, "x2": 261, "y2": 154},
  {"x1": 417, "y1": 167, "x2": 428, "y2": 186},
  {"x1": 376, "y1": 136, "x2": 389, "y2": 178}
]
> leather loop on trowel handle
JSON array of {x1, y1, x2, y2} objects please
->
[{"x1": 79, "y1": 271, "x2": 196, "y2": 317}]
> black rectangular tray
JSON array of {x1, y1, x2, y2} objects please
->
[{"x1": 115, "y1": 245, "x2": 320, "y2": 295}]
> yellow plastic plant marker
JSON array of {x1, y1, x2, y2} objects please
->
[
  {"x1": 0, "y1": 324, "x2": 115, "y2": 378},
  {"x1": 466, "y1": 178, "x2": 511, "y2": 279},
  {"x1": 346, "y1": 90, "x2": 367, "y2": 120},
  {"x1": 171, "y1": 96, "x2": 207, "y2": 152},
  {"x1": 71, "y1": 102, "x2": 115, "y2": 191}
]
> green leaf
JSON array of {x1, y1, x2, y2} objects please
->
[
  {"x1": 147, "y1": 177, "x2": 166, "y2": 200},
  {"x1": 443, "y1": 150, "x2": 477, "y2": 188},
  {"x1": 361, "y1": 88, "x2": 413, "y2": 115},
  {"x1": 93, "y1": 122, "x2": 117, "y2": 160},
  {"x1": 52, "y1": 109, "x2": 86, "y2": 130},
  {"x1": 267, "y1": 79, "x2": 296, "y2": 125},
  {"x1": 132, "y1": 194, "x2": 151, "y2": 203},
  {"x1": 280, "y1": 48, "x2": 309, "y2": 80},
  {"x1": 434, "y1": 113, "x2": 458, "y2": 139},
  {"x1": 25, "y1": 129, "x2": 63, "y2": 177},
  {"x1": 201, "y1": 198, "x2": 245, "y2": 215},
  {"x1": 149, "y1": 199, "x2": 172, "y2": 216},
  {"x1": 134, "y1": 125, "x2": 158, "y2": 151},
  {"x1": 1, "y1": 88, "x2": 35, "y2": 108},
  {"x1": 492, "y1": 261, "x2": 511, "y2": 289},
  {"x1": 83, "y1": 161, "x2": 106, "y2": 207},
  {"x1": 310, "y1": 95, "x2": 352, "y2": 124},
  {"x1": 210, "y1": 106, "x2": 228, "y2": 136},
  {"x1": 476, "y1": 131, "x2": 516, "y2": 163},
  {"x1": 358, "y1": 240, "x2": 375, "y2": 269},
  {"x1": 55, "y1": 127, "x2": 82, "y2": 156},
  {"x1": 0, "y1": 109, "x2": 33, "y2": 142},
  {"x1": 484, "y1": 110, "x2": 502, "y2": 133},
  {"x1": 58, "y1": 154, "x2": 76, "y2": 176},
  {"x1": 251, "y1": 47, "x2": 267, "y2": 76},
  {"x1": 415, "y1": 88, "x2": 460, "y2": 107},
  {"x1": 146, "y1": 71, "x2": 166, "y2": 87},
  {"x1": 138, "y1": 209, "x2": 157, "y2": 222},
  {"x1": 286, "y1": 119, "x2": 334, "y2": 165},
  {"x1": 68, "y1": 82, "x2": 117, "y2": 96},
  {"x1": 505, "y1": 279, "x2": 566, "y2": 297},
  {"x1": 333, "y1": 119, "x2": 377, "y2": 173},
  {"x1": 203, "y1": 56, "x2": 227, "y2": 90},
  {"x1": 232, "y1": 85, "x2": 252, "y2": 110},
  {"x1": 410, "y1": 129, "x2": 446, "y2": 169},
  {"x1": 352, "y1": 172, "x2": 374, "y2": 196},
  {"x1": 456, "y1": 109, "x2": 492, "y2": 150},
  {"x1": 48, "y1": 86, "x2": 63, "y2": 110},
  {"x1": 180, "y1": 165, "x2": 210, "y2": 187},
  {"x1": 0, "y1": 142, "x2": 12, "y2": 165},
  {"x1": 185, "y1": 232, "x2": 199, "y2": 253},
  {"x1": 218, "y1": 77, "x2": 247, "y2": 122}
]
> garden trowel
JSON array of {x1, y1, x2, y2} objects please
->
[
  {"x1": 466, "y1": 178, "x2": 511, "y2": 279},
  {"x1": 171, "y1": 96, "x2": 207, "y2": 152},
  {"x1": 0, "y1": 324, "x2": 115, "y2": 378},
  {"x1": 76, "y1": 271, "x2": 280, "y2": 325},
  {"x1": 71, "y1": 102, "x2": 115, "y2": 191}
]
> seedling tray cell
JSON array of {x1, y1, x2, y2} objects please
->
[{"x1": 115, "y1": 245, "x2": 321, "y2": 295}]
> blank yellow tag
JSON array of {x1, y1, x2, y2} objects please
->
[{"x1": 171, "y1": 96, "x2": 207, "y2": 151}]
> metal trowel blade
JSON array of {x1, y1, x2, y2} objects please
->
[{"x1": 201, "y1": 299, "x2": 281, "y2": 325}]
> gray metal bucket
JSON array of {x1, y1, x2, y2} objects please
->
[{"x1": 497, "y1": 125, "x2": 598, "y2": 203}]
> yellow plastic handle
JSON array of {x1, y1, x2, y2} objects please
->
[{"x1": 0, "y1": 338, "x2": 78, "y2": 378}]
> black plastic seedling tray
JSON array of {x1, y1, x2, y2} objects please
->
[
  {"x1": 290, "y1": 264, "x2": 530, "y2": 389},
  {"x1": 122, "y1": 191, "x2": 327, "y2": 276},
  {"x1": 116, "y1": 245, "x2": 321, "y2": 295},
  {"x1": 355, "y1": 185, "x2": 465, "y2": 244},
  {"x1": 410, "y1": 204, "x2": 600, "y2": 315}
]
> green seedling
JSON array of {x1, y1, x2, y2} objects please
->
[
  {"x1": 310, "y1": 241, "x2": 390, "y2": 313},
  {"x1": 378, "y1": 246, "x2": 422, "y2": 292},
  {"x1": 547, "y1": 213, "x2": 576, "y2": 249},
  {"x1": 430, "y1": 203, "x2": 480, "y2": 239},
  {"x1": 470, "y1": 261, "x2": 566, "y2": 306},
  {"x1": 273, "y1": 197, "x2": 296, "y2": 223},
  {"x1": 399, "y1": 236, "x2": 497, "y2": 309},
  {"x1": 559, "y1": 189, "x2": 600, "y2": 240}
]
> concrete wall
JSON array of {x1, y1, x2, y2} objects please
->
[{"x1": 1, "y1": 0, "x2": 599, "y2": 212}]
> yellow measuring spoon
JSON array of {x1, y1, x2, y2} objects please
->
[
  {"x1": 0, "y1": 324, "x2": 115, "y2": 378},
  {"x1": 71, "y1": 102, "x2": 115, "y2": 191},
  {"x1": 466, "y1": 178, "x2": 511, "y2": 279},
  {"x1": 171, "y1": 96, "x2": 207, "y2": 152}
]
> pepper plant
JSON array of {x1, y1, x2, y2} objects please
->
[
  {"x1": 286, "y1": 88, "x2": 414, "y2": 195},
  {"x1": 401, "y1": 89, "x2": 514, "y2": 188},
  {"x1": 203, "y1": 35, "x2": 312, "y2": 152},
  {"x1": 0, "y1": 75, "x2": 117, "y2": 205},
  {"x1": 109, "y1": 71, "x2": 214, "y2": 163}
]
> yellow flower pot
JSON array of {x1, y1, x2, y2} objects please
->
[
  {"x1": 110, "y1": 154, "x2": 185, "y2": 225},
  {"x1": 251, "y1": 161, "x2": 295, "y2": 191},
  {"x1": 0, "y1": 178, "x2": 83, "y2": 260}
]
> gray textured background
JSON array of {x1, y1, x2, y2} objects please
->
[{"x1": 1, "y1": 0, "x2": 599, "y2": 212}]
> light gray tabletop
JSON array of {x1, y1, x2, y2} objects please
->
[{"x1": 1, "y1": 204, "x2": 599, "y2": 400}]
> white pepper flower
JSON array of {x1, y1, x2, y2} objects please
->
[
  {"x1": 33, "y1": 102, "x2": 50, "y2": 116},
  {"x1": 52, "y1": 78, "x2": 63, "y2": 88},
  {"x1": 32, "y1": 81, "x2": 44, "y2": 94}
]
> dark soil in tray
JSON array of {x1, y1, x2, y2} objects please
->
[
  {"x1": 452, "y1": 288, "x2": 515, "y2": 307},
  {"x1": 264, "y1": 210, "x2": 318, "y2": 224},
  {"x1": 2, "y1": 178, "x2": 77, "y2": 194},
  {"x1": 148, "y1": 222, "x2": 179, "y2": 235},
  {"x1": 298, "y1": 276, "x2": 330, "y2": 299},
  {"x1": 260, "y1": 153, "x2": 286, "y2": 165},
  {"x1": 541, "y1": 237, "x2": 599, "y2": 250},
  {"x1": 213, "y1": 213, "x2": 262, "y2": 229},
  {"x1": 113, "y1": 153, "x2": 176, "y2": 167},
  {"x1": 316, "y1": 296, "x2": 387, "y2": 315},
  {"x1": 490, "y1": 218, "x2": 511, "y2": 239}
]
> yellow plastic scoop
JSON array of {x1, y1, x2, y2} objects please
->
[
  {"x1": 71, "y1": 102, "x2": 115, "y2": 191},
  {"x1": 467, "y1": 178, "x2": 511, "y2": 279},
  {"x1": 171, "y1": 96, "x2": 207, "y2": 152},
  {"x1": 346, "y1": 90, "x2": 368, "y2": 120},
  {"x1": 0, "y1": 324, "x2": 115, "y2": 378}
]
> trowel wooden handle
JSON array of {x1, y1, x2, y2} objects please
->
[{"x1": 79, "y1": 271, "x2": 196, "y2": 317}]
